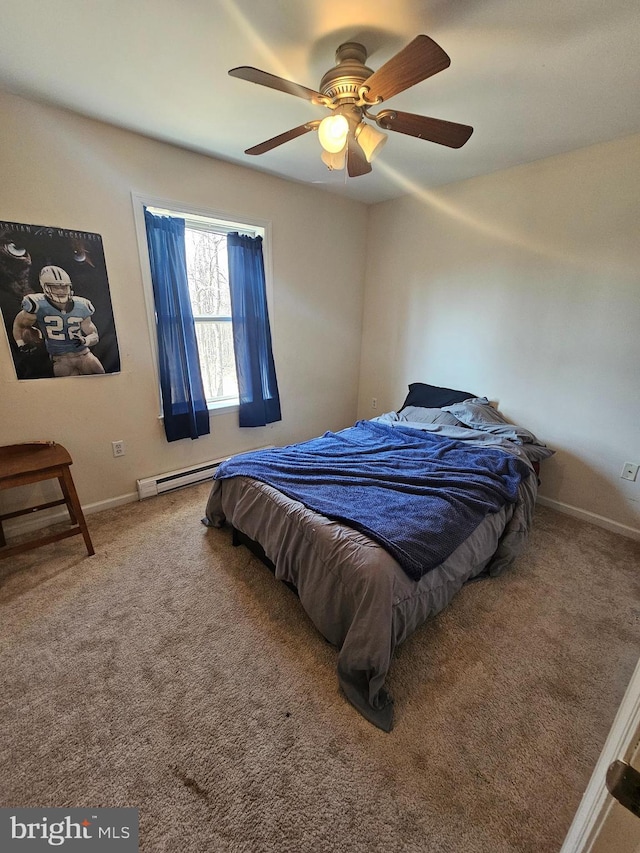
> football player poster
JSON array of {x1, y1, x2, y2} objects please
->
[{"x1": 0, "y1": 221, "x2": 120, "y2": 380}]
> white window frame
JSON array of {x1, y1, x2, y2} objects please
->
[{"x1": 131, "y1": 192, "x2": 272, "y2": 417}]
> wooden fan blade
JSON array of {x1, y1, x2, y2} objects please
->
[
  {"x1": 376, "y1": 111, "x2": 473, "y2": 148},
  {"x1": 364, "y1": 35, "x2": 451, "y2": 102},
  {"x1": 229, "y1": 66, "x2": 325, "y2": 102},
  {"x1": 244, "y1": 121, "x2": 320, "y2": 155},
  {"x1": 346, "y1": 135, "x2": 372, "y2": 177}
]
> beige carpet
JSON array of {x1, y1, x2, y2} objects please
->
[{"x1": 0, "y1": 483, "x2": 638, "y2": 852}]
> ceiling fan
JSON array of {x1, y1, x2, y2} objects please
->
[{"x1": 228, "y1": 35, "x2": 473, "y2": 178}]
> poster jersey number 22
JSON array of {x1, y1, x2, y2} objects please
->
[{"x1": 21, "y1": 293, "x2": 96, "y2": 355}]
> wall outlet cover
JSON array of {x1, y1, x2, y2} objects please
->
[{"x1": 621, "y1": 462, "x2": 639, "y2": 482}]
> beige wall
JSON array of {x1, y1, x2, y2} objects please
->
[
  {"x1": 0, "y1": 90, "x2": 368, "y2": 518},
  {"x1": 358, "y1": 134, "x2": 640, "y2": 535},
  {"x1": 2, "y1": 87, "x2": 639, "y2": 538}
]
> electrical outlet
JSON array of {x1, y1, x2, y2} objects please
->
[
  {"x1": 371, "y1": 397, "x2": 378, "y2": 410},
  {"x1": 621, "y1": 462, "x2": 638, "y2": 482},
  {"x1": 112, "y1": 440, "x2": 126, "y2": 458}
]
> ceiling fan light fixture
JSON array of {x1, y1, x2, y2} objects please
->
[
  {"x1": 321, "y1": 148, "x2": 347, "y2": 171},
  {"x1": 355, "y1": 122, "x2": 388, "y2": 162},
  {"x1": 317, "y1": 114, "x2": 349, "y2": 153}
]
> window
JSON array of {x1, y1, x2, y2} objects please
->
[
  {"x1": 184, "y1": 225, "x2": 236, "y2": 405},
  {"x1": 141, "y1": 202, "x2": 266, "y2": 411}
]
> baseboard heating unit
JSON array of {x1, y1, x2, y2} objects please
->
[{"x1": 136, "y1": 448, "x2": 271, "y2": 500}]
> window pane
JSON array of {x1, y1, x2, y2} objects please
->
[
  {"x1": 184, "y1": 228, "x2": 232, "y2": 317},
  {"x1": 195, "y1": 320, "x2": 238, "y2": 402},
  {"x1": 183, "y1": 226, "x2": 237, "y2": 403}
]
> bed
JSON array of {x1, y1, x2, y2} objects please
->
[{"x1": 204, "y1": 383, "x2": 554, "y2": 731}]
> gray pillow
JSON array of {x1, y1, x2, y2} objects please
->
[
  {"x1": 442, "y1": 397, "x2": 549, "y2": 448},
  {"x1": 398, "y1": 406, "x2": 461, "y2": 426}
]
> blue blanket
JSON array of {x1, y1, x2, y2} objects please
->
[{"x1": 215, "y1": 420, "x2": 530, "y2": 580}]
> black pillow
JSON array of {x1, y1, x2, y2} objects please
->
[{"x1": 399, "y1": 382, "x2": 475, "y2": 411}]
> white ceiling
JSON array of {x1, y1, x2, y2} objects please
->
[{"x1": 0, "y1": 0, "x2": 639, "y2": 205}]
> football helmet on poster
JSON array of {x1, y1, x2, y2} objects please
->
[{"x1": 40, "y1": 265, "x2": 73, "y2": 307}]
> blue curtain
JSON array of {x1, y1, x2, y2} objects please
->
[
  {"x1": 227, "y1": 233, "x2": 281, "y2": 427},
  {"x1": 144, "y1": 209, "x2": 210, "y2": 442}
]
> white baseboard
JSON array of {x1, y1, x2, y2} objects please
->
[
  {"x1": 5, "y1": 474, "x2": 216, "y2": 539},
  {"x1": 84, "y1": 492, "x2": 139, "y2": 516},
  {"x1": 2, "y1": 491, "x2": 138, "y2": 539},
  {"x1": 536, "y1": 495, "x2": 640, "y2": 541}
]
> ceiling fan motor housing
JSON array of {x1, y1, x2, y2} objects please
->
[{"x1": 319, "y1": 42, "x2": 374, "y2": 103}]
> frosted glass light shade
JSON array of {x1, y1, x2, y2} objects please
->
[
  {"x1": 318, "y1": 114, "x2": 349, "y2": 153},
  {"x1": 356, "y1": 123, "x2": 388, "y2": 162},
  {"x1": 321, "y1": 148, "x2": 347, "y2": 171}
]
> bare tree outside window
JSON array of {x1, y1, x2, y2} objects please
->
[{"x1": 184, "y1": 228, "x2": 238, "y2": 403}]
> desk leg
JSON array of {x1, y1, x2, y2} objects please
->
[
  {"x1": 58, "y1": 468, "x2": 95, "y2": 556},
  {"x1": 0, "y1": 519, "x2": 5, "y2": 548}
]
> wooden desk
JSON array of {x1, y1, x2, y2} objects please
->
[{"x1": 0, "y1": 442, "x2": 94, "y2": 559}]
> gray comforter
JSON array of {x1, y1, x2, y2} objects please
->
[{"x1": 204, "y1": 423, "x2": 538, "y2": 731}]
